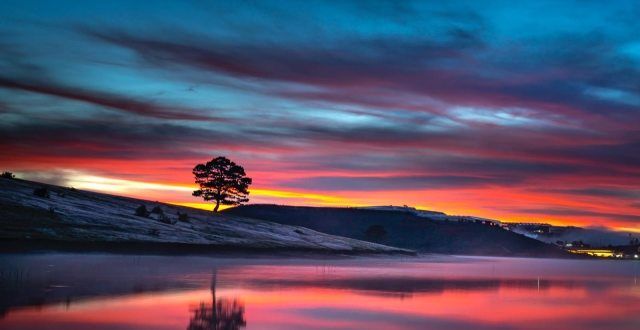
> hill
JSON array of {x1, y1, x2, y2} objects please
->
[
  {"x1": 224, "y1": 204, "x2": 569, "y2": 257},
  {"x1": 0, "y1": 178, "x2": 409, "y2": 254}
]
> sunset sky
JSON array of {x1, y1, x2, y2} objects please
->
[{"x1": 1, "y1": 1, "x2": 639, "y2": 230}]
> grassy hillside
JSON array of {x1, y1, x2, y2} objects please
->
[
  {"x1": 0, "y1": 178, "x2": 409, "y2": 254},
  {"x1": 225, "y1": 205, "x2": 569, "y2": 257}
]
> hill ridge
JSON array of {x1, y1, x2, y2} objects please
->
[
  {"x1": 225, "y1": 204, "x2": 569, "y2": 257},
  {"x1": 0, "y1": 178, "x2": 409, "y2": 254}
]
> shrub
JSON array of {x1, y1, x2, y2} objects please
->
[
  {"x1": 158, "y1": 213, "x2": 177, "y2": 225},
  {"x1": 178, "y1": 212, "x2": 189, "y2": 222},
  {"x1": 151, "y1": 206, "x2": 164, "y2": 215},
  {"x1": 1, "y1": 171, "x2": 15, "y2": 179},
  {"x1": 135, "y1": 205, "x2": 150, "y2": 217},
  {"x1": 33, "y1": 186, "x2": 50, "y2": 198}
]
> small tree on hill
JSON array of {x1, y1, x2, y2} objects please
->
[
  {"x1": 151, "y1": 206, "x2": 164, "y2": 215},
  {"x1": 192, "y1": 156, "x2": 252, "y2": 212},
  {"x1": 135, "y1": 205, "x2": 149, "y2": 217},
  {"x1": 1, "y1": 171, "x2": 15, "y2": 179}
]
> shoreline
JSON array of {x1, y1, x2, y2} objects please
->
[
  {"x1": 0, "y1": 239, "x2": 594, "y2": 260},
  {"x1": 0, "y1": 239, "x2": 417, "y2": 257}
]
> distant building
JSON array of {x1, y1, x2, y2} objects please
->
[{"x1": 568, "y1": 248, "x2": 622, "y2": 258}]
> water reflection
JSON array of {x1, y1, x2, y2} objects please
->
[
  {"x1": 187, "y1": 273, "x2": 246, "y2": 330},
  {"x1": 0, "y1": 254, "x2": 639, "y2": 330}
]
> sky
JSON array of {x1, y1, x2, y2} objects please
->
[{"x1": 1, "y1": 0, "x2": 639, "y2": 231}]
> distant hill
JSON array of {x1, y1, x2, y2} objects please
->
[
  {"x1": 0, "y1": 178, "x2": 409, "y2": 254},
  {"x1": 512, "y1": 225, "x2": 637, "y2": 247},
  {"x1": 224, "y1": 204, "x2": 569, "y2": 257}
]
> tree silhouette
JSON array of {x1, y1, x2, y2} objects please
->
[
  {"x1": 187, "y1": 271, "x2": 246, "y2": 330},
  {"x1": 1, "y1": 171, "x2": 15, "y2": 179},
  {"x1": 135, "y1": 204, "x2": 149, "y2": 217},
  {"x1": 192, "y1": 157, "x2": 252, "y2": 212}
]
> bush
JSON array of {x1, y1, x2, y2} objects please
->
[
  {"x1": 135, "y1": 205, "x2": 150, "y2": 217},
  {"x1": 33, "y1": 186, "x2": 50, "y2": 198},
  {"x1": 1, "y1": 171, "x2": 15, "y2": 179},
  {"x1": 177, "y1": 212, "x2": 189, "y2": 222},
  {"x1": 158, "y1": 213, "x2": 177, "y2": 225},
  {"x1": 151, "y1": 206, "x2": 164, "y2": 215}
]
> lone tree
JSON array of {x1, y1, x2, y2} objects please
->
[{"x1": 192, "y1": 156, "x2": 252, "y2": 212}]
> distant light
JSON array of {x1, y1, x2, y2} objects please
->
[{"x1": 635, "y1": 254, "x2": 639, "y2": 259}]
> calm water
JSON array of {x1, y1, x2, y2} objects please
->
[{"x1": 1, "y1": 253, "x2": 639, "y2": 330}]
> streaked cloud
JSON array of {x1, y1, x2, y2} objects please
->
[{"x1": 1, "y1": 0, "x2": 639, "y2": 230}]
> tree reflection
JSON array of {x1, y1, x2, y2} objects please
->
[{"x1": 187, "y1": 271, "x2": 246, "y2": 330}]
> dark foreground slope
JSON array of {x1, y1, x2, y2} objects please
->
[
  {"x1": 225, "y1": 205, "x2": 569, "y2": 257},
  {"x1": 0, "y1": 178, "x2": 409, "y2": 254}
]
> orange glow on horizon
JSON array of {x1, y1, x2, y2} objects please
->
[{"x1": 7, "y1": 168, "x2": 639, "y2": 231}]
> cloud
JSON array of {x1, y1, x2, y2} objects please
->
[
  {"x1": 513, "y1": 207, "x2": 640, "y2": 224},
  {"x1": 281, "y1": 175, "x2": 516, "y2": 191},
  {"x1": 0, "y1": 117, "x2": 296, "y2": 163},
  {"x1": 80, "y1": 23, "x2": 640, "y2": 128},
  {"x1": 2, "y1": 1, "x2": 640, "y2": 228},
  {"x1": 0, "y1": 76, "x2": 223, "y2": 121},
  {"x1": 536, "y1": 188, "x2": 640, "y2": 200}
]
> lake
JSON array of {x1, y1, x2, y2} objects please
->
[{"x1": 1, "y1": 253, "x2": 639, "y2": 329}]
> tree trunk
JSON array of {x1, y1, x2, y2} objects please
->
[{"x1": 213, "y1": 201, "x2": 220, "y2": 212}]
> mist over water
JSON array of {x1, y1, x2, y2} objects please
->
[{"x1": 1, "y1": 253, "x2": 640, "y2": 329}]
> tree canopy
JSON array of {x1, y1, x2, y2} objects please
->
[{"x1": 192, "y1": 156, "x2": 252, "y2": 212}]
